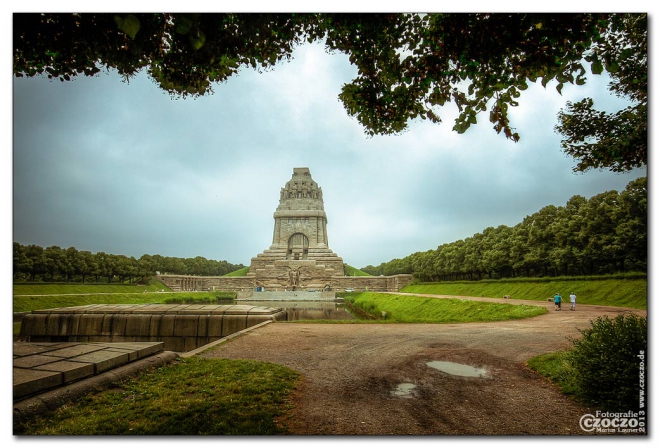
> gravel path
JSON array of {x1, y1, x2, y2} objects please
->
[{"x1": 199, "y1": 296, "x2": 646, "y2": 435}]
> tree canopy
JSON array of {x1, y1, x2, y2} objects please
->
[
  {"x1": 554, "y1": 14, "x2": 647, "y2": 172},
  {"x1": 13, "y1": 13, "x2": 647, "y2": 172}
]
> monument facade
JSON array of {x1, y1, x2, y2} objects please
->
[
  {"x1": 158, "y1": 167, "x2": 412, "y2": 293},
  {"x1": 248, "y1": 167, "x2": 344, "y2": 290}
]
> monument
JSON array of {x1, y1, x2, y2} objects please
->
[
  {"x1": 248, "y1": 167, "x2": 344, "y2": 291},
  {"x1": 157, "y1": 167, "x2": 412, "y2": 293}
]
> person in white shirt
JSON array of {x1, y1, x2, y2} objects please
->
[{"x1": 570, "y1": 292, "x2": 577, "y2": 311}]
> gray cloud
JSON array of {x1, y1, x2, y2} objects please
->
[{"x1": 12, "y1": 42, "x2": 646, "y2": 268}]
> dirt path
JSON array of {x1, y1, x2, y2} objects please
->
[{"x1": 199, "y1": 296, "x2": 646, "y2": 435}]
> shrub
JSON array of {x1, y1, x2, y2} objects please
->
[{"x1": 568, "y1": 314, "x2": 647, "y2": 412}]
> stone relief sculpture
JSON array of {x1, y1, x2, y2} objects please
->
[{"x1": 288, "y1": 267, "x2": 302, "y2": 290}]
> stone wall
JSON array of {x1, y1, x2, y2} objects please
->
[
  {"x1": 331, "y1": 274, "x2": 414, "y2": 292},
  {"x1": 20, "y1": 304, "x2": 286, "y2": 352},
  {"x1": 157, "y1": 273, "x2": 413, "y2": 293},
  {"x1": 158, "y1": 274, "x2": 256, "y2": 292}
]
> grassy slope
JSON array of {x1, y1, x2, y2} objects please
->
[
  {"x1": 402, "y1": 278, "x2": 647, "y2": 309},
  {"x1": 344, "y1": 265, "x2": 371, "y2": 276},
  {"x1": 223, "y1": 266, "x2": 250, "y2": 277},
  {"x1": 345, "y1": 292, "x2": 546, "y2": 323}
]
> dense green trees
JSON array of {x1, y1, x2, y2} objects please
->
[
  {"x1": 12, "y1": 244, "x2": 244, "y2": 283},
  {"x1": 362, "y1": 177, "x2": 647, "y2": 280},
  {"x1": 13, "y1": 13, "x2": 646, "y2": 173}
]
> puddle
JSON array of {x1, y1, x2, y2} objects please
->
[
  {"x1": 426, "y1": 361, "x2": 490, "y2": 378},
  {"x1": 391, "y1": 383, "x2": 417, "y2": 398}
]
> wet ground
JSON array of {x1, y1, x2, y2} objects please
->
[{"x1": 200, "y1": 295, "x2": 646, "y2": 435}]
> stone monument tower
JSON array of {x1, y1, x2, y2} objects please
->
[
  {"x1": 157, "y1": 166, "x2": 413, "y2": 293},
  {"x1": 247, "y1": 167, "x2": 344, "y2": 290}
]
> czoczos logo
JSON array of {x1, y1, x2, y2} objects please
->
[{"x1": 579, "y1": 411, "x2": 646, "y2": 434}]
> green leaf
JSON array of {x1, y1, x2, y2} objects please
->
[
  {"x1": 189, "y1": 31, "x2": 206, "y2": 51},
  {"x1": 175, "y1": 17, "x2": 194, "y2": 35},
  {"x1": 605, "y1": 60, "x2": 620, "y2": 74},
  {"x1": 114, "y1": 14, "x2": 141, "y2": 40},
  {"x1": 591, "y1": 59, "x2": 604, "y2": 75}
]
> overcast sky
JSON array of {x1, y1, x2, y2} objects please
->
[{"x1": 10, "y1": 18, "x2": 648, "y2": 270}]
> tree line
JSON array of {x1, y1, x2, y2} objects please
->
[
  {"x1": 12, "y1": 245, "x2": 245, "y2": 283},
  {"x1": 361, "y1": 177, "x2": 646, "y2": 281}
]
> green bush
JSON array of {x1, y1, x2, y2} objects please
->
[{"x1": 568, "y1": 314, "x2": 647, "y2": 412}]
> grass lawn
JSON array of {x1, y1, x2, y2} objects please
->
[
  {"x1": 345, "y1": 292, "x2": 547, "y2": 323},
  {"x1": 14, "y1": 357, "x2": 300, "y2": 435},
  {"x1": 526, "y1": 350, "x2": 579, "y2": 396}
]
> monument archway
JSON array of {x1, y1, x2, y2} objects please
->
[{"x1": 287, "y1": 232, "x2": 309, "y2": 260}]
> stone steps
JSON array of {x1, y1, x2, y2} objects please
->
[{"x1": 13, "y1": 341, "x2": 165, "y2": 401}]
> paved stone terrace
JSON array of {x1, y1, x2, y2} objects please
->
[{"x1": 13, "y1": 341, "x2": 164, "y2": 401}]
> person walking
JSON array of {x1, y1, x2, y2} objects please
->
[
  {"x1": 554, "y1": 293, "x2": 563, "y2": 311},
  {"x1": 570, "y1": 292, "x2": 576, "y2": 310}
]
